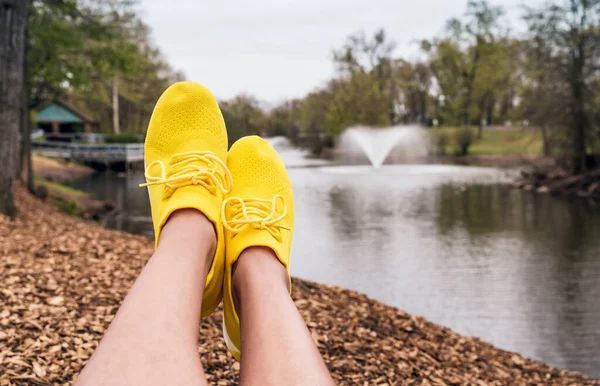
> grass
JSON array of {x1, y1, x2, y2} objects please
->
[
  {"x1": 430, "y1": 126, "x2": 544, "y2": 156},
  {"x1": 35, "y1": 178, "x2": 90, "y2": 198},
  {"x1": 34, "y1": 178, "x2": 90, "y2": 216}
]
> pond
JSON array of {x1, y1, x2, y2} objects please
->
[{"x1": 67, "y1": 144, "x2": 600, "y2": 378}]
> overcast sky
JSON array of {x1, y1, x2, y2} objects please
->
[{"x1": 140, "y1": 0, "x2": 527, "y2": 103}]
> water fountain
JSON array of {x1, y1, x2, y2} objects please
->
[{"x1": 336, "y1": 125, "x2": 431, "y2": 168}]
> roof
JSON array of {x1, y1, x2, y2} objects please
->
[{"x1": 36, "y1": 100, "x2": 96, "y2": 124}]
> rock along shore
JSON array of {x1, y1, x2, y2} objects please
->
[{"x1": 511, "y1": 167, "x2": 600, "y2": 200}]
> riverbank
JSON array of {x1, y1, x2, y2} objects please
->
[
  {"x1": 32, "y1": 155, "x2": 114, "y2": 221},
  {"x1": 322, "y1": 148, "x2": 551, "y2": 169},
  {"x1": 511, "y1": 167, "x2": 600, "y2": 200},
  {"x1": 1, "y1": 186, "x2": 598, "y2": 385},
  {"x1": 32, "y1": 155, "x2": 95, "y2": 183},
  {"x1": 440, "y1": 154, "x2": 554, "y2": 168}
]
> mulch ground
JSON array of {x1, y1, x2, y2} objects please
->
[{"x1": 1, "y1": 186, "x2": 598, "y2": 386}]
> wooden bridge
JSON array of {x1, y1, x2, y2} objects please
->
[{"x1": 32, "y1": 141, "x2": 144, "y2": 169}]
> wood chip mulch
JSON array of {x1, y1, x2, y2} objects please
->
[{"x1": 1, "y1": 187, "x2": 598, "y2": 385}]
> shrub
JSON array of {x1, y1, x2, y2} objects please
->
[
  {"x1": 436, "y1": 133, "x2": 449, "y2": 156},
  {"x1": 104, "y1": 133, "x2": 141, "y2": 144},
  {"x1": 35, "y1": 185, "x2": 49, "y2": 201},
  {"x1": 55, "y1": 198, "x2": 80, "y2": 216},
  {"x1": 454, "y1": 127, "x2": 473, "y2": 156}
]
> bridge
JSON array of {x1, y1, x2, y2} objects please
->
[{"x1": 32, "y1": 141, "x2": 144, "y2": 169}]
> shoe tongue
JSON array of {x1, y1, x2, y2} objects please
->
[{"x1": 158, "y1": 185, "x2": 221, "y2": 240}]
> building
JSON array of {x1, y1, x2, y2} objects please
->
[{"x1": 36, "y1": 100, "x2": 97, "y2": 137}]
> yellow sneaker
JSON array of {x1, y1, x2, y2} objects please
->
[
  {"x1": 140, "y1": 81, "x2": 232, "y2": 317},
  {"x1": 221, "y1": 136, "x2": 295, "y2": 360}
]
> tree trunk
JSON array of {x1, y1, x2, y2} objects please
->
[
  {"x1": 112, "y1": 74, "x2": 120, "y2": 135},
  {"x1": 21, "y1": 6, "x2": 33, "y2": 193},
  {"x1": 476, "y1": 92, "x2": 489, "y2": 139},
  {"x1": 464, "y1": 45, "x2": 481, "y2": 127},
  {"x1": 21, "y1": 97, "x2": 33, "y2": 192},
  {"x1": 571, "y1": 41, "x2": 586, "y2": 173},
  {"x1": 540, "y1": 125, "x2": 551, "y2": 156},
  {"x1": 486, "y1": 95, "x2": 494, "y2": 127},
  {"x1": 420, "y1": 91, "x2": 427, "y2": 124},
  {"x1": 0, "y1": 0, "x2": 28, "y2": 217}
]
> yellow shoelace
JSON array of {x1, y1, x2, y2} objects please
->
[
  {"x1": 222, "y1": 194, "x2": 290, "y2": 240},
  {"x1": 139, "y1": 151, "x2": 232, "y2": 198}
]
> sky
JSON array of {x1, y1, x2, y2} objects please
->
[{"x1": 141, "y1": 0, "x2": 527, "y2": 103}]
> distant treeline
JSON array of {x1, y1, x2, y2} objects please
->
[
  {"x1": 28, "y1": 0, "x2": 600, "y2": 172},
  {"x1": 220, "y1": 0, "x2": 600, "y2": 172}
]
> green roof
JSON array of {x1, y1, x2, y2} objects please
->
[{"x1": 37, "y1": 102, "x2": 84, "y2": 123}]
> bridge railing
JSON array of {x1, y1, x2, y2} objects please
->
[{"x1": 32, "y1": 141, "x2": 144, "y2": 163}]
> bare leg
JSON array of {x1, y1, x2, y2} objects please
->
[
  {"x1": 76, "y1": 209, "x2": 215, "y2": 386},
  {"x1": 234, "y1": 247, "x2": 335, "y2": 386}
]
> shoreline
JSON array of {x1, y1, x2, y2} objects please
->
[
  {"x1": 32, "y1": 155, "x2": 95, "y2": 184},
  {"x1": 321, "y1": 148, "x2": 553, "y2": 169},
  {"x1": 0, "y1": 186, "x2": 598, "y2": 384},
  {"x1": 32, "y1": 155, "x2": 115, "y2": 221},
  {"x1": 511, "y1": 167, "x2": 600, "y2": 200}
]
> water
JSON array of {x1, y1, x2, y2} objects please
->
[
  {"x1": 337, "y1": 126, "x2": 431, "y2": 167},
  {"x1": 67, "y1": 145, "x2": 600, "y2": 378}
]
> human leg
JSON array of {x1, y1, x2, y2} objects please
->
[
  {"x1": 221, "y1": 136, "x2": 334, "y2": 385},
  {"x1": 77, "y1": 81, "x2": 232, "y2": 385},
  {"x1": 234, "y1": 247, "x2": 335, "y2": 386},
  {"x1": 76, "y1": 210, "x2": 214, "y2": 386}
]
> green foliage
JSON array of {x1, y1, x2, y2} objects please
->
[
  {"x1": 28, "y1": 0, "x2": 135, "y2": 104},
  {"x1": 56, "y1": 198, "x2": 81, "y2": 216},
  {"x1": 104, "y1": 133, "x2": 141, "y2": 144},
  {"x1": 324, "y1": 72, "x2": 392, "y2": 137},
  {"x1": 26, "y1": 0, "x2": 599, "y2": 167},
  {"x1": 423, "y1": 0, "x2": 508, "y2": 127},
  {"x1": 431, "y1": 127, "x2": 544, "y2": 155},
  {"x1": 454, "y1": 128, "x2": 473, "y2": 156},
  {"x1": 522, "y1": 0, "x2": 600, "y2": 171},
  {"x1": 27, "y1": 0, "x2": 181, "y2": 134},
  {"x1": 221, "y1": 95, "x2": 266, "y2": 146},
  {"x1": 436, "y1": 132, "x2": 450, "y2": 156},
  {"x1": 266, "y1": 101, "x2": 300, "y2": 138},
  {"x1": 36, "y1": 178, "x2": 90, "y2": 198}
]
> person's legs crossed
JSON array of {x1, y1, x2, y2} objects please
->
[
  {"x1": 76, "y1": 209, "x2": 214, "y2": 386},
  {"x1": 234, "y1": 247, "x2": 335, "y2": 386}
]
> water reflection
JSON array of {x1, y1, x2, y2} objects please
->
[
  {"x1": 69, "y1": 171, "x2": 153, "y2": 235},
  {"x1": 68, "y1": 164, "x2": 600, "y2": 378},
  {"x1": 433, "y1": 184, "x2": 600, "y2": 373}
]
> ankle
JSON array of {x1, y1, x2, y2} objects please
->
[
  {"x1": 157, "y1": 209, "x2": 216, "y2": 273},
  {"x1": 232, "y1": 247, "x2": 290, "y2": 308}
]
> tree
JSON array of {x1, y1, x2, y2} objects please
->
[
  {"x1": 470, "y1": 38, "x2": 521, "y2": 134},
  {"x1": 424, "y1": 0, "x2": 505, "y2": 132},
  {"x1": 221, "y1": 94, "x2": 266, "y2": 146},
  {"x1": 0, "y1": 0, "x2": 28, "y2": 217},
  {"x1": 324, "y1": 74, "x2": 391, "y2": 136},
  {"x1": 392, "y1": 60, "x2": 432, "y2": 123},
  {"x1": 519, "y1": 32, "x2": 570, "y2": 156},
  {"x1": 525, "y1": 0, "x2": 600, "y2": 172},
  {"x1": 452, "y1": 0, "x2": 504, "y2": 129},
  {"x1": 266, "y1": 100, "x2": 300, "y2": 138},
  {"x1": 326, "y1": 29, "x2": 396, "y2": 134},
  {"x1": 422, "y1": 38, "x2": 466, "y2": 125}
]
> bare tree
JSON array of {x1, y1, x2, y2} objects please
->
[
  {"x1": 0, "y1": 0, "x2": 28, "y2": 217},
  {"x1": 525, "y1": 0, "x2": 600, "y2": 172}
]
